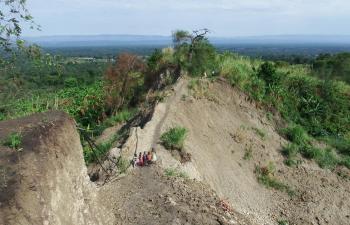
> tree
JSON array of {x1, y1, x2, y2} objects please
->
[
  {"x1": 172, "y1": 28, "x2": 210, "y2": 62},
  {"x1": 0, "y1": 0, "x2": 38, "y2": 51},
  {"x1": 105, "y1": 53, "x2": 145, "y2": 114},
  {"x1": 172, "y1": 29, "x2": 216, "y2": 76}
]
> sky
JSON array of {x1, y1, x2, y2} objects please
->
[{"x1": 22, "y1": 0, "x2": 350, "y2": 37}]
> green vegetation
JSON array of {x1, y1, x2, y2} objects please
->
[
  {"x1": 277, "y1": 220, "x2": 290, "y2": 225},
  {"x1": 164, "y1": 167, "x2": 189, "y2": 179},
  {"x1": 312, "y1": 53, "x2": 350, "y2": 84},
  {"x1": 83, "y1": 133, "x2": 121, "y2": 164},
  {"x1": 116, "y1": 157, "x2": 130, "y2": 174},
  {"x1": 255, "y1": 163, "x2": 295, "y2": 197},
  {"x1": 2, "y1": 132, "x2": 22, "y2": 150},
  {"x1": 281, "y1": 124, "x2": 346, "y2": 170},
  {"x1": 160, "y1": 126, "x2": 188, "y2": 150},
  {"x1": 243, "y1": 145, "x2": 253, "y2": 160},
  {"x1": 1, "y1": 29, "x2": 350, "y2": 168},
  {"x1": 252, "y1": 127, "x2": 267, "y2": 141}
]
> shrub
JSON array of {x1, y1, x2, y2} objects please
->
[
  {"x1": 103, "y1": 108, "x2": 137, "y2": 127},
  {"x1": 160, "y1": 126, "x2": 188, "y2": 150},
  {"x1": 117, "y1": 157, "x2": 130, "y2": 174},
  {"x1": 64, "y1": 77, "x2": 78, "y2": 87},
  {"x1": 243, "y1": 75, "x2": 266, "y2": 101},
  {"x1": 257, "y1": 62, "x2": 281, "y2": 84},
  {"x1": 282, "y1": 124, "x2": 310, "y2": 146}
]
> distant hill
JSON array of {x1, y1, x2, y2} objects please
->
[{"x1": 23, "y1": 34, "x2": 350, "y2": 47}]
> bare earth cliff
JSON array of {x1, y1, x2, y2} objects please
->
[{"x1": 0, "y1": 112, "x2": 112, "y2": 225}]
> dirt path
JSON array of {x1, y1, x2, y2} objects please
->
[{"x1": 150, "y1": 78, "x2": 188, "y2": 147}]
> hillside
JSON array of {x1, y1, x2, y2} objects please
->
[
  {"x1": 118, "y1": 77, "x2": 350, "y2": 225},
  {"x1": 1, "y1": 75, "x2": 349, "y2": 225},
  {"x1": 0, "y1": 111, "x2": 252, "y2": 225}
]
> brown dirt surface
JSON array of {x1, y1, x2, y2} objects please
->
[
  {"x1": 0, "y1": 111, "x2": 112, "y2": 225},
  {"x1": 99, "y1": 165, "x2": 253, "y2": 225}
]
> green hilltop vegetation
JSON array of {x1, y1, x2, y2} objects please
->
[{"x1": 0, "y1": 30, "x2": 349, "y2": 167}]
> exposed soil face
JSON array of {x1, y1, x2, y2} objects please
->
[
  {"x1": 120, "y1": 77, "x2": 350, "y2": 225},
  {"x1": 99, "y1": 165, "x2": 253, "y2": 225},
  {"x1": 0, "y1": 110, "x2": 253, "y2": 225},
  {"x1": 0, "y1": 111, "x2": 112, "y2": 225}
]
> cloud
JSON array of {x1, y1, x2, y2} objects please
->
[{"x1": 24, "y1": 0, "x2": 350, "y2": 36}]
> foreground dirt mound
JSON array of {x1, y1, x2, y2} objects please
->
[
  {"x1": 99, "y1": 165, "x2": 253, "y2": 225},
  {"x1": 0, "y1": 111, "x2": 112, "y2": 225}
]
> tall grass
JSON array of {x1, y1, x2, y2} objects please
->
[
  {"x1": 217, "y1": 52, "x2": 350, "y2": 169},
  {"x1": 160, "y1": 126, "x2": 188, "y2": 150}
]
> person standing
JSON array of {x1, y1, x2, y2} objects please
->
[
  {"x1": 151, "y1": 147, "x2": 157, "y2": 163},
  {"x1": 132, "y1": 153, "x2": 138, "y2": 168},
  {"x1": 143, "y1": 151, "x2": 148, "y2": 166},
  {"x1": 138, "y1": 152, "x2": 143, "y2": 166}
]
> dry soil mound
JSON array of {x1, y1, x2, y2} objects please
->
[{"x1": 0, "y1": 111, "x2": 112, "y2": 225}]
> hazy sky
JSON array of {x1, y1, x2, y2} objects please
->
[{"x1": 23, "y1": 0, "x2": 350, "y2": 37}]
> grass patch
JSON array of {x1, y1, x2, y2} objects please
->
[
  {"x1": 340, "y1": 156, "x2": 350, "y2": 169},
  {"x1": 187, "y1": 78, "x2": 213, "y2": 100},
  {"x1": 164, "y1": 167, "x2": 189, "y2": 179},
  {"x1": 104, "y1": 108, "x2": 137, "y2": 127},
  {"x1": 281, "y1": 124, "x2": 344, "y2": 170},
  {"x1": 277, "y1": 220, "x2": 290, "y2": 225},
  {"x1": 243, "y1": 145, "x2": 253, "y2": 160},
  {"x1": 252, "y1": 127, "x2": 267, "y2": 141},
  {"x1": 255, "y1": 163, "x2": 295, "y2": 197},
  {"x1": 281, "y1": 143, "x2": 300, "y2": 166},
  {"x1": 2, "y1": 132, "x2": 22, "y2": 150},
  {"x1": 282, "y1": 124, "x2": 310, "y2": 146},
  {"x1": 116, "y1": 156, "x2": 130, "y2": 174},
  {"x1": 324, "y1": 136, "x2": 350, "y2": 156},
  {"x1": 160, "y1": 126, "x2": 188, "y2": 150}
]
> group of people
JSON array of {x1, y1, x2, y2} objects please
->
[{"x1": 132, "y1": 148, "x2": 157, "y2": 167}]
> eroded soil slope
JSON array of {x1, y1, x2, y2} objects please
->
[{"x1": 120, "y1": 77, "x2": 350, "y2": 225}]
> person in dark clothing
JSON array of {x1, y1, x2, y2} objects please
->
[{"x1": 143, "y1": 151, "x2": 148, "y2": 166}]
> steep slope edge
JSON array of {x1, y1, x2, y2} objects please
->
[{"x1": 0, "y1": 111, "x2": 112, "y2": 225}]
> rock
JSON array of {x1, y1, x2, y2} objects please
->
[
  {"x1": 109, "y1": 147, "x2": 120, "y2": 159},
  {"x1": 166, "y1": 197, "x2": 177, "y2": 206}
]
